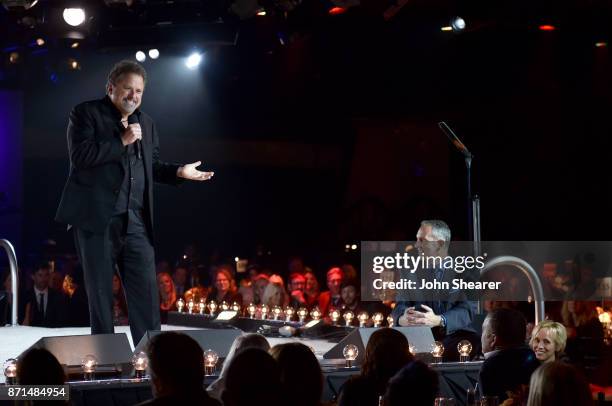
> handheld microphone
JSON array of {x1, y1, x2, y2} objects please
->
[{"x1": 127, "y1": 113, "x2": 141, "y2": 159}]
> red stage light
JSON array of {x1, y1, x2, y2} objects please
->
[
  {"x1": 328, "y1": 6, "x2": 346, "y2": 15},
  {"x1": 539, "y1": 25, "x2": 556, "y2": 31}
]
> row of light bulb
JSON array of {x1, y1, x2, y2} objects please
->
[
  {"x1": 177, "y1": 299, "x2": 393, "y2": 327},
  {"x1": 3, "y1": 348, "x2": 221, "y2": 384}
]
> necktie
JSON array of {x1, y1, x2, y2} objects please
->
[{"x1": 39, "y1": 293, "x2": 45, "y2": 318}]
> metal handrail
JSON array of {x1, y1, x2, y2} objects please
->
[
  {"x1": 0, "y1": 239, "x2": 19, "y2": 326},
  {"x1": 480, "y1": 255, "x2": 545, "y2": 324}
]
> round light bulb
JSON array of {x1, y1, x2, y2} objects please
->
[
  {"x1": 176, "y1": 298, "x2": 185, "y2": 312},
  {"x1": 198, "y1": 299, "x2": 206, "y2": 314},
  {"x1": 430, "y1": 341, "x2": 444, "y2": 360},
  {"x1": 148, "y1": 49, "x2": 159, "y2": 59},
  {"x1": 272, "y1": 305, "x2": 282, "y2": 320},
  {"x1": 343, "y1": 310, "x2": 354, "y2": 326},
  {"x1": 203, "y1": 349, "x2": 219, "y2": 375},
  {"x1": 260, "y1": 304, "x2": 269, "y2": 319},
  {"x1": 81, "y1": 354, "x2": 98, "y2": 375},
  {"x1": 135, "y1": 51, "x2": 146, "y2": 62},
  {"x1": 297, "y1": 307, "x2": 308, "y2": 322},
  {"x1": 284, "y1": 306, "x2": 295, "y2": 321},
  {"x1": 372, "y1": 312, "x2": 384, "y2": 327},
  {"x1": 220, "y1": 301, "x2": 229, "y2": 311},
  {"x1": 330, "y1": 309, "x2": 340, "y2": 323},
  {"x1": 343, "y1": 344, "x2": 359, "y2": 367},
  {"x1": 387, "y1": 315, "x2": 394, "y2": 327},
  {"x1": 310, "y1": 307, "x2": 322, "y2": 320},
  {"x1": 409, "y1": 344, "x2": 416, "y2": 355},
  {"x1": 207, "y1": 300, "x2": 217, "y2": 314},
  {"x1": 358, "y1": 311, "x2": 369, "y2": 327},
  {"x1": 131, "y1": 351, "x2": 148, "y2": 377},
  {"x1": 3, "y1": 358, "x2": 17, "y2": 379},
  {"x1": 247, "y1": 303, "x2": 257, "y2": 318},
  {"x1": 457, "y1": 340, "x2": 472, "y2": 361},
  {"x1": 231, "y1": 302, "x2": 241, "y2": 312},
  {"x1": 187, "y1": 299, "x2": 195, "y2": 313},
  {"x1": 63, "y1": 8, "x2": 86, "y2": 27}
]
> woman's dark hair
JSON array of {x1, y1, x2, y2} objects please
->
[
  {"x1": 384, "y1": 360, "x2": 439, "y2": 406},
  {"x1": 223, "y1": 348, "x2": 281, "y2": 406},
  {"x1": 269, "y1": 343, "x2": 323, "y2": 406},
  {"x1": 361, "y1": 328, "x2": 414, "y2": 392},
  {"x1": 17, "y1": 348, "x2": 66, "y2": 385}
]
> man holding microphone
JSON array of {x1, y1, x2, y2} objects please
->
[{"x1": 56, "y1": 60, "x2": 213, "y2": 344}]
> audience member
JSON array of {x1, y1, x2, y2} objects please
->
[
  {"x1": 172, "y1": 265, "x2": 189, "y2": 297},
  {"x1": 479, "y1": 308, "x2": 540, "y2": 402},
  {"x1": 340, "y1": 279, "x2": 363, "y2": 314},
  {"x1": 207, "y1": 333, "x2": 270, "y2": 401},
  {"x1": 269, "y1": 343, "x2": 323, "y2": 406},
  {"x1": 222, "y1": 348, "x2": 281, "y2": 406},
  {"x1": 207, "y1": 266, "x2": 242, "y2": 305},
  {"x1": 252, "y1": 274, "x2": 270, "y2": 305},
  {"x1": 304, "y1": 270, "x2": 320, "y2": 308},
  {"x1": 23, "y1": 262, "x2": 67, "y2": 327},
  {"x1": 288, "y1": 272, "x2": 308, "y2": 308},
  {"x1": 530, "y1": 320, "x2": 567, "y2": 364},
  {"x1": 17, "y1": 348, "x2": 67, "y2": 405},
  {"x1": 319, "y1": 267, "x2": 344, "y2": 315},
  {"x1": 157, "y1": 272, "x2": 177, "y2": 324},
  {"x1": 383, "y1": 360, "x2": 439, "y2": 406},
  {"x1": 338, "y1": 328, "x2": 414, "y2": 406},
  {"x1": 137, "y1": 332, "x2": 219, "y2": 406},
  {"x1": 63, "y1": 267, "x2": 90, "y2": 326},
  {"x1": 527, "y1": 362, "x2": 593, "y2": 406},
  {"x1": 262, "y1": 274, "x2": 289, "y2": 308}
]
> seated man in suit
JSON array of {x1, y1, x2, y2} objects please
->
[
  {"x1": 479, "y1": 308, "x2": 539, "y2": 402},
  {"x1": 318, "y1": 267, "x2": 344, "y2": 315},
  {"x1": 391, "y1": 220, "x2": 479, "y2": 361},
  {"x1": 23, "y1": 262, "x2": 68, "y2": 327}
]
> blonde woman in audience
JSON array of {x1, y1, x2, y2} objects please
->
[
  {"x1": 527, "y1": 362, "x2": 593, "y2": 406},
  {"x1": 262, "y1": 274, "x2": 289, "y2": 307},
  {"x1": 529, "y1": 320, "x2": 567, "y2": 364}
]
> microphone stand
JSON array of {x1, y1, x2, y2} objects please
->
[{"x1": 437, "y1": 122, "x2": 481, "y2": 256}]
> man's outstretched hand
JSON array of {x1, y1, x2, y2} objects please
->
[{"x1": 177, "y1": 161, "x2": 214, "y2": 181}]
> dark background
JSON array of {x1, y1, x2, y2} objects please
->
[{"x1": 1, "y1": 0, "x2": 611, "y2": 272}]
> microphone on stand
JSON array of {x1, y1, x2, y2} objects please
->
[
  {"x1": 438, "y1": 121, "x2": 472, "y2": 159},
  {"x1": 127, "y1": 113, "x2": 141, "y2": 159}
]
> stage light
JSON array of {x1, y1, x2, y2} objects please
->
[
  {"x1": 148, "y1": 49, "x2": 159, "y2": 59},
  {"x1": 310, "y1": 307, "x2": 322, "y2": 321},
  {"x1": 328, "y1": 6, "x2": 346, "y2": 15},
  {"x1": 358, "y1": 311, "x2": 369, "y2": 327},
  {"x1": 372, "y1": 312, "x2": 384, "y2": 327},
  {"x1": 440, "y1": 26, "x2": 453, "y2": 32},
  {"x1": 187, "y1": 299, "x2": 195, "y2": 314},
  {"x1": 131, "y1": 351, "x2": 148, "y2": 378},
  {"x1": 3, "y1": 358, "x2": 17, "y2": 385},
  {"x1": 451, "y1": 16, "x2": 466, "y2": 31},
  {"x1": 343, "y1": 310, "x2": 354, "y2": 326},
  {"x1": 203, "y1": 349, "x2": 219, "y2": 376},
  {"x1": 457, "y1": 340, "x2": 473, "y2": 362},
  {"x1": 176, "y1": 298, "x2": 185, "y2": 312},
  {"x1": 198, "y1": 299, "x2": 206, "y2": 314},
  {"x1": 284, "y1": 306, "x2": 295, "y2": 322},
  {"x1": 63, "y1": 8, "x2": 86, "y2": 27},
  {"x1": 256, "y1": 8, "x2": 266, "y2": 16},
  {"x1": 234, "y1": 257, "x2": 239, "y2": 262},
  {"x1": 185, "y1": 52, "x2": 202, "y2": 69},
  {"x1": 35, "y1": 38, "x2": 45, "y2": 46},
  {"x1": 595, "y1": 42, "x2": 608, "y2": 48},
  {"x1": 71, "y1": 42, "x2": 79, "y2": 48},
  {"x1": 68, "y1": 59, "x2": 80, "y2": 70},
  {"x1": 9, "y1": 52, "x2": 19, "y2": 64},
  {"x1": 260, "y1": 304, "x2": 269, "y2": 319},
  {"x1": 247, "y1": 303, "x2": 257, "y2": 318},
  {"x1": 135, "y1": 51, "x2": 146, "y2": 62},
  {"x1": 297, "y1": 307, "x2": 308, "y2": 323},
  {"x1": 231, "y1": 302, "x2": 241, "y2": 312},
  {"x1": 539, "y1": 24, "x2": 555, "y2": 31},
  {"x1": 386, "y1": 315, "x2": 394, "y2": 327},
  {"x1": 409, "y1": 344, "x2": 416, "y2": 355},
  {"x1": 81, "y1": 354, "x2": 98, "y2": 379},
  {"x1": 1, "y1": 0, "x2": 38, "y2": 11},
  {"x1": 343, "y1": 344, "x2": 358, "y2": 367},
  {"x1": 599, "y1": 311, "x2": 611, "y2": 325},
  {"x1": 272, "y1": 305, "x2": 282, "y2": 320},
  {"x1": 330, "y1": 309, "x2": 341, "y2": 325},
  {"x1": 351, "y1": 244, "x2": 357, "y2": 250},
  {"x1": 220, "y1": 301, "x2": 229, "y2": 311},
  {"x1": 430, "y1": 341, "x2": 444, "y2": 363},
  {"x1": 207, "y1": 300, "x2": 217, "y2": 315}
]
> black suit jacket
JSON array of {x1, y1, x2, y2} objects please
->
[
  {"x1": 479, "y1": 346, "x2": 539, "y2": 401},
  {"x1": 56, "y1": 96, "x2": 182, "y2": 234},
  {"x1": 25, "y1": 289, "x2": 68, "y2": 328}
]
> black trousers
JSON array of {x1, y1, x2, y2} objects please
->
[{"x1": 73, "y1": 214, "x2": 160, "y2": 345}]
